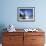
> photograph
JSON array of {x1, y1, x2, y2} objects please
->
[{"x1": 17, "y1": 7, "x2": 35, "y2": 22}]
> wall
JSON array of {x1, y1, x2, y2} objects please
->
[
  {"x1": 0, "y1": 0, "x2": 46, "y2": 45},
  {"x1": 0, "y1": 0, "x2": 46, "y2": 29}
]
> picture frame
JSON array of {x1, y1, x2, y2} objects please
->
[{"x1": 17, "y1": 7, "x2": 35, "y2": 22}]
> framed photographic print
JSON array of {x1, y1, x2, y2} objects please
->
[{"x1": 17, "y1": 7, "x2": 35, "y2": 22}]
